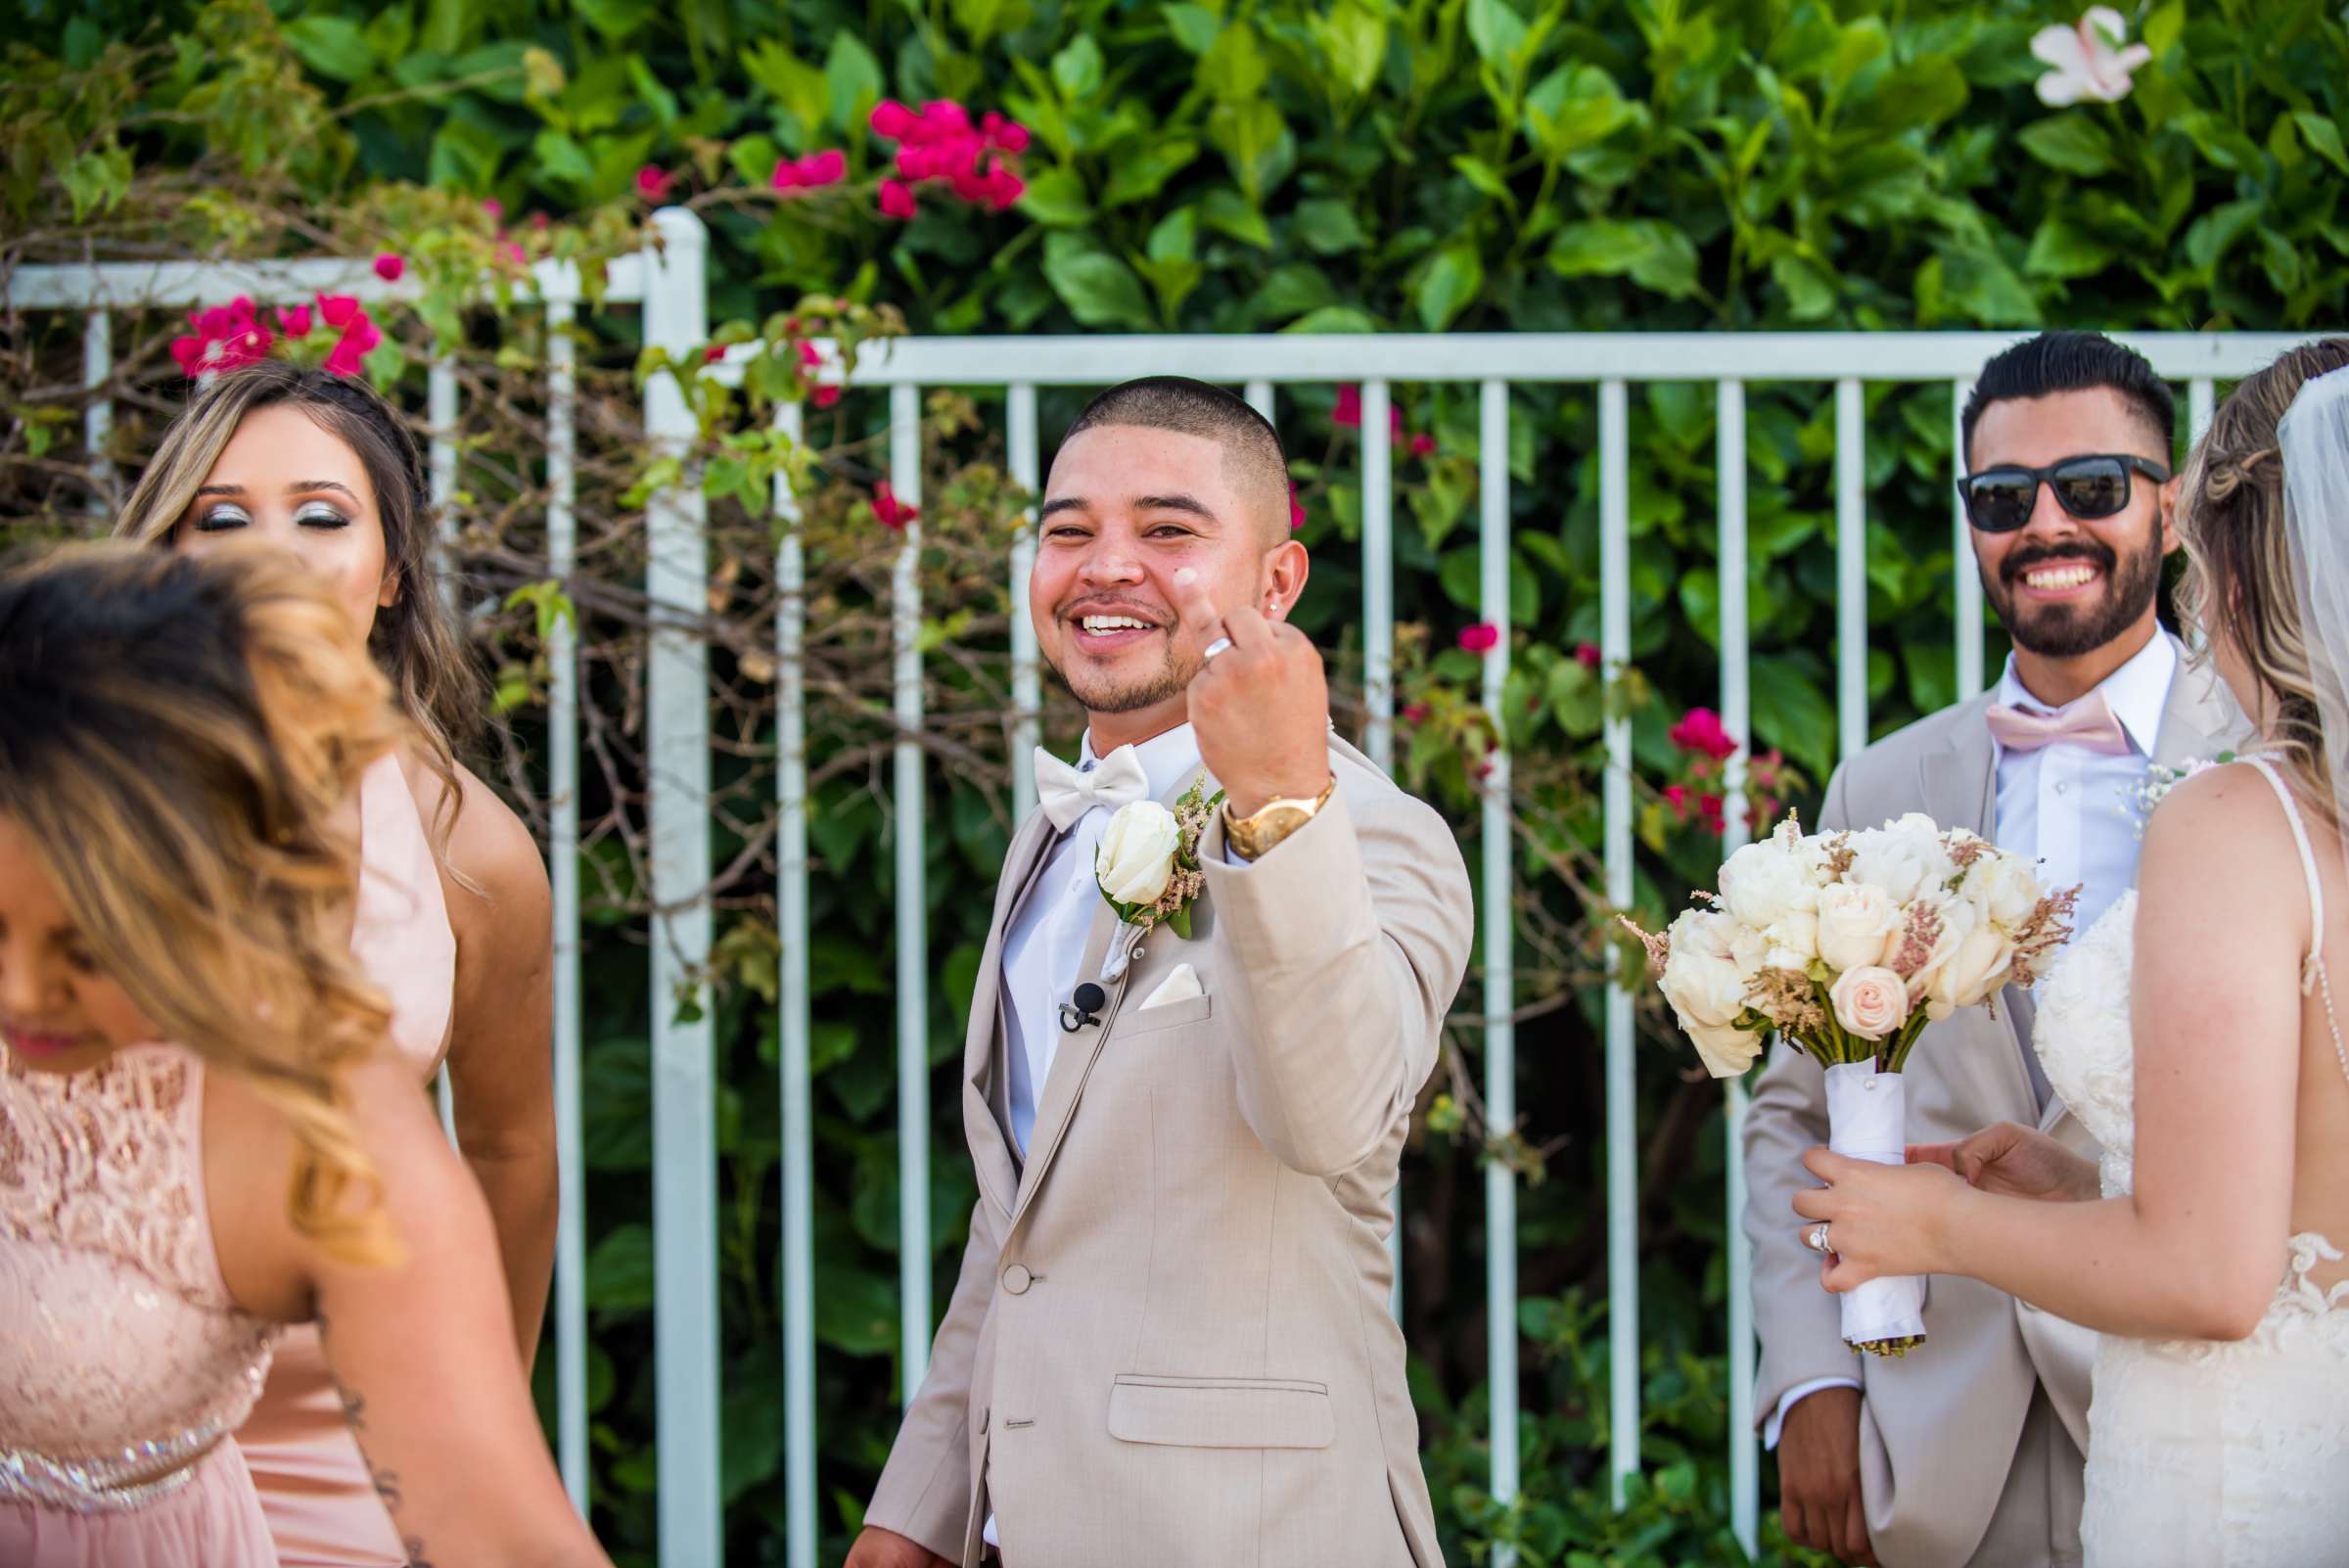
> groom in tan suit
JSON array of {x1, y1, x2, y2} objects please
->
[
  {"x1": 848, "y1": 377, "x2": 1474, "y2": 1568},
  {"x1": 1746, "y1": 332, "x2": 2251, "y2": 1568}
]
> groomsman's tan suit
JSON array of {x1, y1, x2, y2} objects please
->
[
  {"x1": 1744, "y1": 638, "x2": 2247, "y2": 1568},
  {"x1": 864, "y1": 734, "x2": 1473, "y2": 1568}
]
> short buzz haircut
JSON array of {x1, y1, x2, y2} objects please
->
[
  {"x1": 1960, "y1": 330, "x2": 2177, "y2": 467},
  {"x1": 1060, "y1": 376, "x2": 1293, "y2": 542}
]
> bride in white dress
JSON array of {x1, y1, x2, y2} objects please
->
[{"x1": 1794, "y1": 339, "x2": 2349, "y2": 1567}]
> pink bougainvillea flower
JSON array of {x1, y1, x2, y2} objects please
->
[
  {"x1": 2031, "y1": 7, "x2": 2152, "y2": 106},
  {"x1": 1333, "y1": 385, "x2": 1362, "y2": 428},
  {"x1": 879, "y1": 178, "x2": 919, "y2": 219},
  {"x1": 870, "y1": 99, "x2": 923, "y2": 141},
  {"x1": 169, "y1": 298, "x2": 271, "y2": 380},
  {"x1": 1457, "y1": 623, "x2": 1499, "y2": 655},
  {"x1": 1699, "y1": 793, "x2": 1727, "y2": 835},
  {"x1": 1288, "y1": 480, "x2": 1306, "y2": 530},
  {"x1": 1668, "y1": 707, "x2": 1738, "y2": 761},
  {"x1": 980, "y1": 111, "x2": 1032, "y2": 153},
  {"x1": 797, "y1": 341, "x2": 842, "y2": 408},
  {"x1": 770, "y1": 149, "x2": 849, "y2": 194},
  {"x1": 1575, "y1": 642, "x2": 1602, "y2": 669},
  {"x1": 870, "y1": 481, "x2": 919, "y2": 530},
  {"x1": 704, "y1": 345, "x2": 728, "y2": 363},
  {"x1": 918, "y1": 99, "x2": 974, "y2": 138},
  {"x1": 634, "y1": 165, "x2": 674, "y2": 204},
  {"x1": 498, "y1": 241, "x2": 528, "y2": 268},
  {"x1": 315, "y1": 294, "x2": 383, "y2": 378},
  {"x1": 481, "y1": 197, "x2": 504, "y2": 221},
  {"x1": 1663, "y1": 782, "x2": 1691, "y2": 816},
  {"x1": 373, "y1": 253, "x2": 405, "y2": 283},
  {"x1": 275, "y1": 304, "x2": 314, "y2": 340},
  {"x1": 1409, "y1": 433, "x2": 1436, "y2": 458},
  {"x1": 1401, "y1": 702, "x2": 1430, "y2": 725},
  {"x1": 531, "y1": 211, "x2": 551, "y2": 230}
]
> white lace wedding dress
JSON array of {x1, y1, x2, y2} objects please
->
[{"x1": 2033, "y1": 758, "x2": 2349, "y2": 1566}]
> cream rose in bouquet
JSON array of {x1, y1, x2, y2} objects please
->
[{"x1": 1627, "y1": 813, "x2": 2076, "y2": 1355}]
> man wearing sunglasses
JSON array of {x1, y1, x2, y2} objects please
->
[{"x1": 1744, "y1": 330, "x2": 2251, "y2": 1568}]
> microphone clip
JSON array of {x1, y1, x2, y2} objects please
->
[{"x1": 1057, "y1": 982, "x2": 1107, "y2": 1034}]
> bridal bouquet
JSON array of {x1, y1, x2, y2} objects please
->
[{"x1": 1627, "y1": 812, "x2": 2076, "y2": 1355}]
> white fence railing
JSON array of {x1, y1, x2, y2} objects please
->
[{"x1": 11, "y1": 210, "x2": 2320, "y2": 1567}]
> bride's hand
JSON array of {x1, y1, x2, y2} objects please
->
[
  {"x1": 1908, "y1": 1122, "x2": 2100, "y2": 1204},
  {"x1": 1793, "y1": 1147, "x2": 1968, "y2": 1290}
]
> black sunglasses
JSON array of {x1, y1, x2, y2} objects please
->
[{"x1": 1958, "y1": 453, "x2": 2171, "y2": 533}]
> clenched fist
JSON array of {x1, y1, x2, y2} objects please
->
[{"x1": 1171, "y1": 567, "x2": 1331, "y2": 819}]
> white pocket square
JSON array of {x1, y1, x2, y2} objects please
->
[{"x1": 1137, "y1": 963, "x2": 1205, "y2": 1010}]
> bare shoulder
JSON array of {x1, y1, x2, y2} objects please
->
[
  {"x1": 2140, "y1": 761, "x2": 2309, "y2": 928},
  {"x1": 441, "y1": 761, "x2": 549, "y2": 910}
]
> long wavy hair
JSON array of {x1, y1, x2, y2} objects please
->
[
  {"x1": 0, "y1": 541, "x2": 405, "y2": 1265},
  {"x1": 112, "y1": 360, "x2": 482, "y2": 846},
  {"x1": 2174, "y1": 338, "x2": 2349, "y2": 831}
]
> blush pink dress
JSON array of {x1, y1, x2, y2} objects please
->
[
  {"x1": 233, "y1": 755, "x2": 458, "y2": 1568},
  {"x1": 0, "y1": 1043, "x2": 281, "y2": 1566}
]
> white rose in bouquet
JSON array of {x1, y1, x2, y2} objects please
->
[
  {"x1": 1654, "y1": 910, "x2": 1765, "y2": 1077},
  {"x1": 1815, "y1": 881, "x2": 1904, "y2": 973},
  {"x1": 1922, "y1": 919, "x2": 2015, "y2": 1018},
  {"x1": 1830, "y1": 964, "x2": 1911, "y2": 1040},
  {"x1": 1846, "y1": 815, "x2": 1953, "y2": 904},
  {"x1": 1960, "y1": 850, "x2": 2043, "y2": 931},
  {"x1": 1685, "y1": 1019, "x2": 1765, "y2": 1078},
  {"x1": 1096, "y1": 801, "x2": 1181, "y2": 906},
  {"x1": 1719, "y1": 837, "x2": 1821, "y2": 935}
]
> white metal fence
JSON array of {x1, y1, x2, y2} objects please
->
[{"x1": 11, "y1": 209, "x2": 2315, "y2": 1566}]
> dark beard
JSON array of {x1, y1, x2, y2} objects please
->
[
  {"x1": 1983, "y1": 527, "x2": 2166, "y2": 659},
  {"x1": 1042, "y1": 644, "x2": 1195, "y2": 715}
]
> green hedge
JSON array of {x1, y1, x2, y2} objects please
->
[{"x1": 7, "y1": 1, "x2": 2345, "y2": 1563}]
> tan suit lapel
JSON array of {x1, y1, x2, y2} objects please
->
[
  {"x1": 2149, "y1": 632, "x2": 2250, "y2": 767},
  {"x1": 964, "y1": 807, "x2": 1061, "y2": 1222},
  {"x1": 1010, "y1": 764, "x2": 1213, "y2": 1233}
]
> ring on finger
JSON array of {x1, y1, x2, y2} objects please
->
[
  {"x1": 1202, "y1": 636, "x2": 1234, "y2": 663},
  {"x1": 1805, "y1": 1222, "x2": 1832, "y2": 1254}
]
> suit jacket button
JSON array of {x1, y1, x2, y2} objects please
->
[{"x1": 1002, "y1": 1264, "x2": 1033, "y2": 1295}]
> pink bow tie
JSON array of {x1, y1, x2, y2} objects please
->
[{"x1": 1985, "y1": 691, "x2": 2133, "y2": 756}]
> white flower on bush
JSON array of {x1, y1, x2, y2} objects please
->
[
  {"x1": 1096, "y1": 800, "x2": 1180, "y2": 906},
  {"x1": 1846, "y1": 815, "x2": 1951, "y2": 905},
  {"x1": 2032, "y1": 7, "x2": 2153, "y2": 107},
  {"x1": 1960, "y1": 849, "x2": 2043, "y2": 931},
  {"x1": 1815, "y1": 881, "x2": 1904, "y2": 973},
  {"x1": 1830, "y1": 964, "x2": 1911, "y2": 1041}
]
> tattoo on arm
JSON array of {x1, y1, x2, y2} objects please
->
[{"x1": 316, "y1": 1310, "x2": 432, "y2": 1566}]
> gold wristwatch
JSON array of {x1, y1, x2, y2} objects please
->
[{"x1": 1221, "y1": 775, "x2": 1337, "y2": 860}]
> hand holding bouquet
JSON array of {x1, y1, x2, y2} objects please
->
[{"x1": 1627, "y1": 812, "x2": 2075, "y2": 1354}]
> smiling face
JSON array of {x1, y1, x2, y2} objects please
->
[
  {"x1": 0, "y1": 813, "x2": 154, "y2": 1076},
  {"x1": 1967, "y1": 386, "x2": 2176, "y2": 662},
  {"x1": 1032, "y1": 424, "x2": 1305, "y2": 744},
  {"x1": 171, "y1": 402, "x2": 398, "y2": 638}
]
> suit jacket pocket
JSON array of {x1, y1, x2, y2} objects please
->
[
  {"x1": 1117, "y1": 992, "x2": 1215, "y2": 1036},
  {"x1": 1106, "y1": 1374, "x2": 1334, "y2": 1449}
]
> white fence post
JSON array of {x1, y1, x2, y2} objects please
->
[
  {"x1": 891, "y1": 384, "x2": 934, "y2": 1402},
  {"x1": 1717, "y1": 380, "x2": 1760, "y2": 1559},
  {"x1": 775, "y1": 399, "x2": 817, "y2": 1568},
  {"x1": 640, "y1": 205, "x2": 721, "y2": 1566},
  {"x1": 1598, "y1": 378, "x2": 1639, "y2": 1507},
  {"x1": 1479, "y1": 379, "x2": 1520, "y2": 1559}
]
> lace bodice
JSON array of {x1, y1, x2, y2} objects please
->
[
  {"x1": 0, "y1": 1044, "x2": 275, "y2": 1510},
  {"x1": 2030, "y1": 758, "x2": 2349, "y2": 1565}
]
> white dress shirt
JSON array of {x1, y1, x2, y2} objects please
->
[{"x1": 1765, "y1": 632, "x2": 2179, "y2": 1451}]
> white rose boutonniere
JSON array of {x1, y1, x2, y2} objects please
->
[{"x1": 1096, "y1": 774, "x2": 1223, "y2": 940}]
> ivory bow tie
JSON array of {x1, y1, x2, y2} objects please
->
[
  {"x1": 1035, "y1": 744, "x2": 1150, "y2": 829},
  {"x1": 1984, "y1": 692, "x2": 2133, "y2": 756}
]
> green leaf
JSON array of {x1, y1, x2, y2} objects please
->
[
  {"x1": 1162, "y1": 2, "x2": 1221, "y2": 55},
  {"x1": 1284, "y1": 305, "x2": 1380, "y2": 333},
  {"x1": 586, "y1": 1222, "x2": 655, "y2": 1313},
  {"x1": 1464, "y1": 0, "x2": 1529, "y2": 67},
  {"x1": 1052, "y1": 34, "x2": 1104, "y2": 100},
  {"x1": 2023, "y1": 214, "x2": 2116, "y2": 280},
  {"x1": 2294, "y1": 112, "x2": 2349, "y2": 178},
  {"x1": 1201, "y1": 186, "x2": 1274, "y2": 249},
  {"x1": 1294, "y1": 198, "x2": 1368, "y2": 254},
  {"x1": 1018, "y1": 166, "x2": 1094, "y2": 227},
  {"x1": 2016, "y1": 114, "x2": 2115, "y2": 177},
  {"x1": 1101, "y1": 138, "x2": 1199, "y2": 208},
  {"x1": 813, "y1": 1264, "x2": 899, "y2": 1355},
  {"x1": 571, "y1": 0, "x2": 655, "y2": 43},
  {"x1": 1255, "y1": 260, "x2": 1339, "y2": 323},
  {"x1": 1415, "y1": 241, "x2": 1484, "y2": 331},
  {"x1": 1317, "y1": 0, "x2": 1388, "y2": 97},
  {"x1": 532, "y1": 129, "x2": 596, "y2": 188},
  {"x1": 741, "y1": 40, "x2": 832, "y2": 142},
  {"x1": 1042, "y1": 234, "x2": 1157, "y2": 330},
  {"x1": 1770, "y1": 254, "x2": 1838, "y2": 320},
  {"x1": 1450, "y1": 155, "x2": 1513, "y2": 203},
  {"x1": 1750, "y1": 654, "x2": 1837, "y2": 780},
  {"x1": 284, "y1": 17, "x2": 376, "y2": 82},
  {"x1": 2185, "y1": 197, "x2": 2265, "y2": 272},
  {"x1": 824, "y1": 32, "x2": 884, "y2": 135}
]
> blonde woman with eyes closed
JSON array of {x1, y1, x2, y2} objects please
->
[
  {"x1": 115, "y1": 361, "x2": 558, "y2": 1568},
  {"x1": 0, "y1": 542, "x2": 608, "y2": 1568}
]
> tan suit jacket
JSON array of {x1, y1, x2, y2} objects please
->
[
  {"x1": 1742, "y1": 638, "x2": 2248, "y2": 1568},
  {"x1": 865, "y1": 734, "x2": 1474, "y2": 1568}
]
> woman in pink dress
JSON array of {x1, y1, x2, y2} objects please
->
[
  {"x1": 114, "y1": 361, "x2": 557, "y2": 1564},
  {"x1": 0, "y1": 542, "x2": 606, "y2": 1568}
]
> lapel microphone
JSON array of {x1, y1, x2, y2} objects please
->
[{"x1": 1057, "y1": 982, "x2": 1107, "y2": 1034}]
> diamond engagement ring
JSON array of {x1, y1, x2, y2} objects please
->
[
  {"x1": 1202, "y1": 636, "x2": 1234, "y2": 662},
  {"x1": 1806, "y1": 1222, "x2": 1833, "y2": 1254}
]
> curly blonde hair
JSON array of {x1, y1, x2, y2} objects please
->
[
  {"x1": 0, "y1": 541, "x2": 406, "y2": 1265},
  {"x1": 2174, "y1": 338, "x2": 2349, "y2": 831}
]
